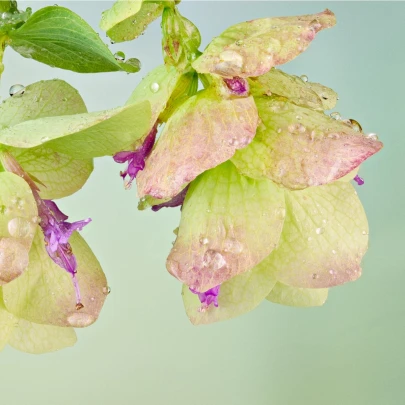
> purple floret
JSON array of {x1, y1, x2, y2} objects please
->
[
  {"x1": 38, "y1": 199, "x2": 91, "y2": 308},
  {"x1": 190, "y1": 285, "x2": 221, "y2": 310},
  {"x1": 151, "y1": 185, "x2": 189, "y2": 212},
  {"x1": 113, "y1": 124, "x2": 158, "y2": 189},
  {"x1": 224, "y1": 77, "x2": 249, "y2": 96},
  {"x1": 353, "y1": 175, "x2": 364, "y2": 186}
]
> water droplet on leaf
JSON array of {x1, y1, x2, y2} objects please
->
[
  {"x1": 114, "y1": 51, "x2": 125, "y2": 61},
  {"x1": 366, "y1": 133, "x2": 378, "y2": 141},
  {"x1": 150, "y1": 82, "x2": 160, "y2": 93},
  {"x1": 330, "y1": 112, "x2": 341, "y2": 120},
  {"x1": 300, "y1": 74, "x2": 308, "y2": 82},
  {"x1": 9, "y1": 84, "x2": 25, "y2": 97},
  {"x1": 316, "y1": 227, "x2": 325, "y2": 235},
  {"x1": 8, "y1": 217, "x2": 32, "y2": 238},
  {"x1": 103, "y1": 286, "x2": 111, "y2": 295}
]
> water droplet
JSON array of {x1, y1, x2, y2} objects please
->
[
  {"x1": 228, "y1": 138, "x2": 239, "y2": 146},
  {"x1": 366, "y1": 133, "x2": 378, "y2": 141},
  {"x1": 8, "y1": 217, "x2": 32, "y2": 238},
  {"x1": 348, "y1": 118, "x2": 362, "y2": 132},
  {"x1": 9, "y1": 84, "x2": 25, "y2": 97},
  {"x1": 75, "y1": 302, "x2": 84, "y2": 311},
  {"x1": 296, "y1": 115, "x2": 302, "y2": 120},
  {"x1": 67, "y1": 312, "x2": 95, "y2": 327},
  {"x1": 332, "y1": 249, "x2": 337, "y2": 254},
  {"x1": 150, "y1": 82, "x2": 160, "y2": 93},
  {"x1": 362, "y1": 230, "x2": 368, "y2": 235},
  {"x1": 316, "y1": 227, "x2": 325, "y2": 235},
  {"x1": 62, "y1": 97, "x2": 67, "y2": 102},
  {"x1": 199, "y1": 237, "x2": 209, "y2": 245},
  {"x1": 329, "y1": 269, "x2": 336, "y2": 275},
  {"x1": 312, "y1": 273, "x2": 319, "y2": 279},
  {"x1": 277, "y1": 128, "x2": 282, "y2": 134},
  {"x1": 40, "y1": 136, "x2": 50, "y2": 143},
  {"x1": 223, "y1": 238, "x2": 243, "y2": 254},
  {"x1": 203, "y1": 250, "x2": 226, "y2": 271},
  {"x1": 90, "y1": 297, "x2": 95, "y2": 302},
  {"x1": 275, "y1": 207, "x2": 286, "y2": 219},
  {"x1": 102, "y1": 286, "x2": 111, "y2": 295},
  {"x1": 114, "y1": 51, "x2": 125, "y2": 61},
  {"x1": 206, "y1": 209, "x2": 211, "y2": 213},
  {"x1": 330, "y1": 112, "x2": 341, "y2": 120},
  {"x1": 235, "y1": 39, "x2": 243, "y2": 46},
  {"x1": 300, "y1": 74, "x2": 308, "y2": 82}
]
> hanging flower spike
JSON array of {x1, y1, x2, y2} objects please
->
[
  {"x1": 224, "y1": 77, "x2": 249, "y2": 96},
  {"x1": 190, "y1": 285, "x2": 221, "y2": 311},
  {"x1": 113, "y1": 124, "x2": 158, "y2": 190},
  {"x1": 151, "y1": 185, "x2": 190, "y2": 212},
  {"x1": 0, "y1": 152, "x2": 91, "y2": 310},
  {"x1": 353, "y1": 175, "x2": 364, "y2": 186},
  {"x1": 38, "y1": 199, "x2": 91, "y2": 310}
]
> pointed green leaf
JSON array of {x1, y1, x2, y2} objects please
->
[
  {"x1": 249, "y1": 68, "x2": 338, "y2": 110},
  {"x1": 0, "y1": 288, "x2": 16, "y2": 351},
  {"x1": 266, "y1": 281, "x2": 328, "y2": 307},
  {"x1": 231, "y1": 97, "x2": 383, "y2": 189},
  {"x1": 0, "y1": 172, "x2": 37, "y2": 285},
  {"x1": 11, "y1": 147, "x2": 93, "y2": 200},
  {"x1": 9, "y1": 319, "x2": 77, "y2": 354},
  {"x1": 192, "y1": 10, "x2": 335, "y2": 77},
  {"x1": 0, "y1": 79, "x2": 87, "y2": 130},
  {"x1": 9, "y1": 6, "x2": 135, "y2": 73},
  {"x1": 137, "y1": 90, "x2": 259, "y2": 199},
  {"x1": 100, "y1": 0, "x2": 164, "y2": 43},
  {"x1": 182, "y1": 254, "x2": 277, "y2": 325},
  {"x1": 0, "y1": 101, "x2": 152, "y2": 158},
  {"x1": 126, "y1": 64, "x2": 182, "y2": 127},
  {"x1": 266, "y1": 183, "x2": 368, "y2": 289},
  {"x1": 166, "y1": 161, "x2": 285, "y2": 292},
  {"x1": 3, "y1": 230, "x2": 108, "y2": 328}
]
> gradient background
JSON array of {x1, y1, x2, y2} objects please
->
[{"x1": 1, "y1": 2, "x2": 404, "y2": 404}]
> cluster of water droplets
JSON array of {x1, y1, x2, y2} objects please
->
[{"x1": 113, "y1": 51, "x2": 142, "y2": 72}]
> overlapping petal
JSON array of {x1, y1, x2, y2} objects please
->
[
  {"x1": 137, "y1": 90, "x2": 259, "y2": 199},
  {"x1": 192, "y1": 10, "x2": 335, "y2": 77},
  {"x1": 232, "y1": 97, "x2": 383, "y2": 189},
  {"x1": 167, "y1": 161, "x2": 285, "y2": 292}
]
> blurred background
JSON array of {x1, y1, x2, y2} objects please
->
[{"x1": 0, "y1": 2, "x2": 404, "y2": 404}]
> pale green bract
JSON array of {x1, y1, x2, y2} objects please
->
[
  {"x1": 231, "y1": 97, "x2": 383, "y2": 189},
  {"x1": 182, "y1": 254, "x2": 278, "y2": 325},
  {"x1": 249, "y1": 68, "x2": 338, "y2": 111},
  {"x1": 0, "y1": 79, "x2": 93, "y2": 198},
  {"x1": 266, "y1": 282, "x2": 328, "y2": 307},
  {"x1": 0, "y1": 101, "x2": 152, "y2": 159},
  {"x1": 167, "y1": 161, "x2": 285, "y2": 292},
  {"x1": 0, "y1": 288, "x2": 77, "y2": 354},
  {"x1": 100, "y1": 0, "x2": 165, "y2": 43},
  {"x1": 9, "y1": 6, "x2": 139, "y2": 73},
  {"x1": 268, "y1": 182, "x2": 368, "y2": 288},
  {"x1": 136, "y1": 89, "x2": 259, "y2": 199},
  {"x1": 192, "y1": 10, "x2": 336, "y2": 78},
  {"x1": 2, "y1": 230, "x2": 107, "y2": 328},
  {"x1": 0, "y1": 172, "x2": 37, "y2": 285}
]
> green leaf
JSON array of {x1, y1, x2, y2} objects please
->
[
  {"x1": 166, "y1": 161, "x2": 285, "y2": 292},
  {"x1": 0, "y1": 79, "x2": 93, "y2": 198},
  {"x1": 192, "y1": 10, "x2": 336, "y2": 77},
  {"x1": 231, "y1": 97, "x2": 383, "y2": 189},
  {"x1": 8, "y1": 6, "x2": 136, "y2": 73},
  {"x1": 182, "y1": 254, "x2": 277, "y2": 325},
  {"x1": 0, "y1": 79, "x2": 87, "y2": 128},
  {"x1": 11, "y1": 147, "x2": 93, "y2": 200},
  {"x1": 0, "y1": 172, "x2": 37, "y2": 285},
  {"x1": 126, "y1": 64, "x2": 182, "y2": 127},
  {"x1": 3, "y1": 229, "x2": 108, "y2": 328},
  {"x1": 266, "y1": 282, "x2": 328, "y2": 307},
  {"x1": 137, "y1": 90, "x2": 259, "y2": 199},
  {"x1": 266, "y1": 182, "x2": 369, "y2": 289},
  {"x1": 100, "y1": 0, "x2": 164, "y2": 43},
  {"x1": 0, "y1": 101, "x2": 152, "y2": 159},
  {"x1": 249, "y1": 68, "x2": 338, "y2": 111}
]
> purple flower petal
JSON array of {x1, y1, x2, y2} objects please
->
[
  {"x1": 151, "y1": 186, "x2": 190, "y2": 212},
  {"x1": 353, "y1": 174, "x2": 364, "y2": 186},
  {"x1": 224, "y1": 77, "x2": 249, "y2": 95},
  {"x1": 190, "y1": 284, "x2": 221, "y2": 310},
  {"x1": 113, "y1": 124, "x2": 158, "y2": 189}
]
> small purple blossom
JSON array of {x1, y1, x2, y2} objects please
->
[
  {"x1": 151, "y1": 185, "x2": 189, "y2": 212},
  {"x1": 224, "y1": 77, "x2": 249, "y2": 96},
  {"x1": 113, "y1": 124, "x2": 158, "y2": 189},
  {"x1": 354, "y1": 175, "x2": 364, "y2": 186},
  {"x1": 190, "y1": 284, "x2": 221, "y2": 311},
  {"x1": 38, "y1": 199, "x2": 91, "y2": 309}
]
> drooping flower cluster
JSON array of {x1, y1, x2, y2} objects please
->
[{"x1": 114, "y1": 9, "x2": 382, "y2": 325}]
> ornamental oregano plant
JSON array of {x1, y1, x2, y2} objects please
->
[{"x1": 0, "y1": 1, "x2": 382, "y2": 354}]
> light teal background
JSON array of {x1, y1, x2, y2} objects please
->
[{"x1": 0, "y1": 2, "x2": 404, "y2": 404}]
